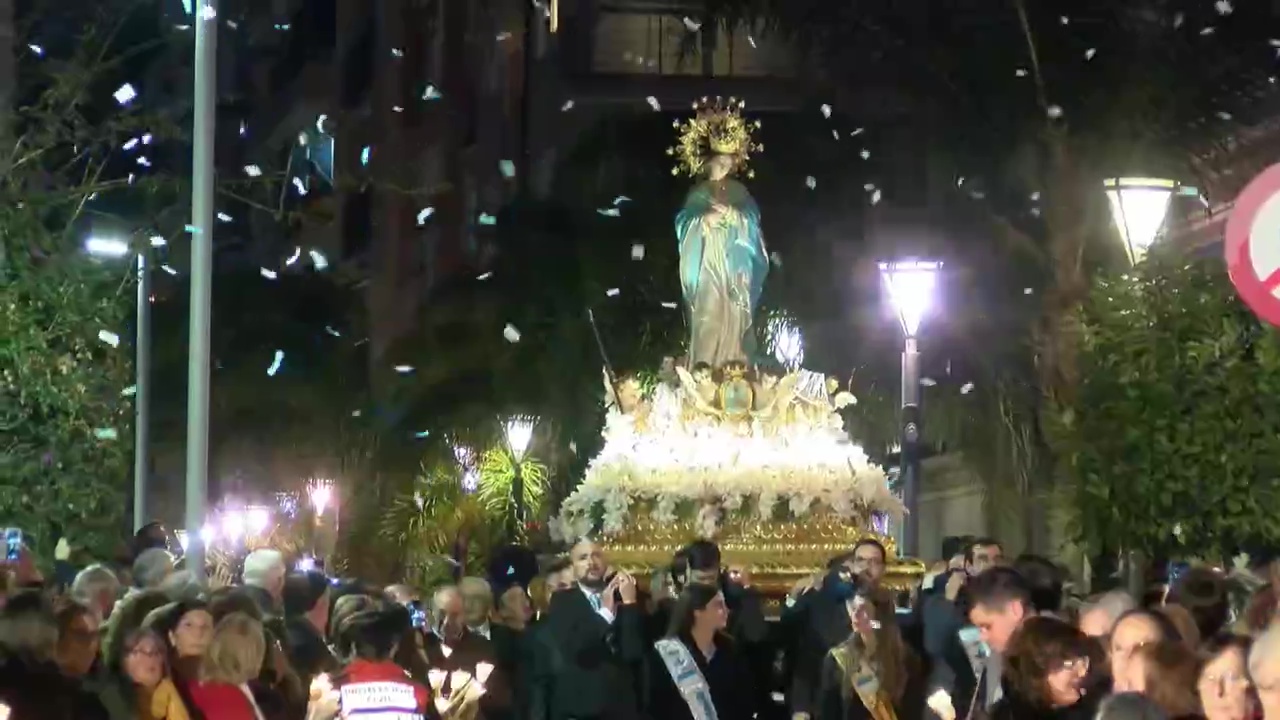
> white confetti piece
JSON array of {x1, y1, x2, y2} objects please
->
[
  {"x1": 920, "y1": 377, "x2": 937, "y2": 387},
  {"x1": 478, "y1": 213, "x2": 497, "y2": 225},
  {"x1": 93, "y1": 428, "x2": 119, "y2": 440},
  {"x1": 831, "y1": 129, "x2": 840, "y2": 140},
  {"x1": 28, "y1": 44, "x2": 43, "y2": 56},
  {"x1": 1015, "y1": 68, "x2": 1028, "y2": 77},
  {"x1": 292, "y1": 176, "x2": 308, "y2": 195},
  {"x1": 613, "y1": 195, "x2": 631, "y2": 205},
  {"x1": 1059, "y1": 15, "x2": 1069, "y2": 25},
  {"x1": 820, "y1": 104, "x2": 832, "y2": 119},
  {"x1": 161, "y1": 264, "x2": 178, "y2": 275},
  {"x1": 136, "y1": 157, "x2": 151, "y2": 167},
  {"x1": 149, "y1": 235, "x2": 165, "y2": 247},
  {"x1": 477, "y1": 271, "x2": 493, "y2": 280},
  {"x1": 243, "y1": 164, "x2": 262, "y2": 177},
  {"x1": 646, "y1": 96, "x2": 661, "y2": 111},
  {"x1": 850, "y1": 127, "x2": 864, "y2": 136},
  {"x1": 606, "y1": 288, "x2": 620, "y2": 297},
  {"x1": 960, "y1": 382, "x2": 975, "y2": 395},
  {"x1": 422, "y1": 84, "x2": 442, "y2": 100},
  {"x1": 121, "y1": 385, "x2": 137, "y2": 397},
  {"x1": 309, "y1": 249, "x2": 329, "y2": 270},
  {"x1": 503, "y1": 323, "x2": 522, "y2": 343},
  {"x1": 499, "y1": 159, "x2": 516, "y2": 178},
  {"x1": 216, "y1": 212, "x2": 232, "y2": 222},
  {"x1": 417, "y1": 207, "x2": 435, "y2": 225},
  {"x1": 413, "y1": 430, "x2": 430, "y2": 439},
  {"x1": 391, "y1": 47, "x2": 404, "y2": 57},
  {"x1": 267, "y1": 350, "x2": 285, "y2": 376},
  {"x1": 113, "y1": 83, "x2": 137, "y2": 105},
  {"x1": 561, "y1": 100, "x2": 575, "y2": 111},
  {"x1": 123, "y1": 138, "x2": 140, "y2": 150},
  {"x1": 496, "y1": 32, "x2": 512, "y2": 41},
  {"x1": 1084, "y1": 48, "x2": 1096, "y2": 60},
  {"x1": 260, "y1": 268, "x2": 278, "y2": 279},
  {"x1": 1024, "y1": 287, "x2": 1034, "y2": 295},
  {"x1": 569, "y1": 441, "x2": 578, "y2": 454},
  {"x1": 682, "y1": 16, "x2": 701, "y2": 31},
  {"x1": 770, "y1": 251, "x2": 782, "y2": 267},
  {"x1": 1217, "y1": 111, "x2": 1233, "y2": 120},
  {"x1": 98, "y1": 330, "x2": 120, "y2": 347},
  {"x1": 360, "y1": 146, "x2": 372, "y2": 165},
  {"x1": 285, "y1": 247, "x2": 301, "y2": 265},
  {"x1": 870, "y1": 188, "x2": 882, "y2": 205},
  {"x1": 392, "y1": 105, "x2": 404, "y2": 112},
  {"x1": 1200, "y1": 26, "x2": 1215, "y2": 36},
  {"x1": 1215, "y1": 0, "x2": 1233, "y2": 15},
  {"x1": 630, "y1": 244, "x2": 645, "y2": 260},
  {"x1": 661, "y1": 301, "x2": 679, "y2": 309},
  {"x1": 1046, "y1": 105, "x2": 1063, "y2": 119},
  {"x1": 805, "y1": 176, "x2": 817, "y2": 189},
  {"x1": 1029, "y1": 191, "x2": 1040, "y2": 201},
  {"x1": 859, "y1": 149, "x2": 871, "y2": 160},
  {"x1": 597, "y1": 207, "x2": 621, "y2": 217},
  {"x1": 747, "y1": 35, "x2": 756, "y2": 48},
  {"x1": 394, "y1": 365, "x2": 414, "y2": 374},
  {"x1": 324, "y1": 326, "x2": 341, "y2": 337},
  {"x1": 1174, "y1": 13, "x2": 1185, "y2": 28}
]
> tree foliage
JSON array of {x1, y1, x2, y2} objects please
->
[{"x1": 1061, "y1": 254, "x2": 1280, "y2": 558}]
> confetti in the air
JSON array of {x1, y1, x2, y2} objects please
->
[
  {"x1": 94, "y1": 428, "x2": 119, "y2": 440},
  {"x1": 820, "y1": 104, "x2": 832, "y2": 119},
  {"x1": 244, "y1": 164, "x2": 262, "y2": 177},
  {"x1": 422, "y1": 84, "x2": 442, "y2": 100},
  {"x1": 613, "y1": 196, "x2": 631, "y2": 205},
  {"x1": 597, "y1": 207, "x2": 621, "y2": 217},
  {"x1": 394, "y1": 365, "x2": 414, "y2": 374},
  {"x1": 216, "y1": 212, "x2": 233, "y2": 222},
  {"x1": 161, "y1": 265, "x2": 178, "y2": 275},
  {"x1": 499, "y1": 160, "x2": 516, "y2": 178},
  {"x1": 266, "y1": 350, "x2": 285, "y2": 376},
  {"x1": 631, "y1": 244, "x2": 645, "y2": 260},
  {"x1": 1084, "y1": 48, "x2": 1096, "y2": 60},
  {"x1": 292, "y1": 177, "x2": 308, "y2": 195},
  {"x1": 682, "y1": 16, "x2": 701, "y2": 31},
  {"x1": 413, "y1": 431, "x2": 430, "y2": 439},
  {"x1": 561, "y1": 100, "x2": 575, "y2": 111},
  {"x1": 870, "y1": 188, "x2": 882, "y2": 205},
  {"x1": 646, "y1": 96, "x2": 661, "y2": 111},
  {"x1": 1215, "y1": 0, "x2": 1233, "y2": 15},
  {"x1": 309, "y1": 249, "x2": 329, "y2": 270},
  {"x1": 1016, "y1": 68, "x2": 1028, "y2": 77},
  {"x1": 606, "y1": 288, "x2": 620, "y2": 297},
  {"x1": 747, "y1": 35, "x2": 757, "y2": 48},
  {"x1": 325, "y1": 326, "x2": 341, "y2": 337},
  {"x1": 661, "y1": 302, "x2": 679, "y2": 309},
  {"x1": 417, "y1": 207, "x2": 435, "y2": 225},
  {"x1": 920, "y1": 377, "x2": 937, "y2": 387},
  {"x1": 391, "y1": 48, "x2": 404, "y2": 57},
  {"x1": 1046, "y1": 105, "x2": 1063, "y2": 119},
  {"x1": 113, "y1": 83, "x2": 137, "y2": 105},
  {"x1": 136, "y1": 157, "x2": 151, "y2": 167},
  {"x1": 150, "y1": 236, "x2": 165, "y2": 247},
  {"x1": 859, "y1": 149, "x2": 871, "y2": 160},
  {"x1": 121, "y1": 385, "x2": 137, "y2": 397},
  {"x1": 503, "y1": 323, "x2": 522, "y2": 343},
  {"x1": 850, "y1": 127, "x2": 865, "y2": 136},
  {"x1": 28, "y1": 44, "x2": 43, "y2": 56},
  {"x1": 260, "y1": 268, "x2": 278, "y2": 280},
  {"x1": 123, "y1": 138, "x2": 140, "y2": 150},
  {"x1": 805, "y1": 176, "x2": 817, "y2": 189},
  {"x1": 98, "y1": 330, "x2": 120, "y2": 348},
  {"x1": 478, "y1": 213, "x2": 497, "y2": 225},
  {"x1": 477, "y1": 271, "x2": 493, "y2": 280},
  {"x1": 960, "y1": 382, "x2": 975, "y2": 395},
  {"x1": 360, "y1": 147, "x2": 372, "y2": 165},
  {"x1": 1024, "y1": 288, "x2": 1034, "y2": 295}
]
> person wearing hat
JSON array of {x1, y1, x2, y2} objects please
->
[
  {"x1": 283, "y1": 571, "x2": 340, "y2": 688},
  {"x1": 332, "y1": 607, "x2": 430, "y2": 717}
]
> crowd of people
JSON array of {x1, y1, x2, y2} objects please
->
[{"x1": 0, "y1": 526, "x2": 1278, "y2": 720}]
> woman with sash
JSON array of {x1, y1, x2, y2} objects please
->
[
  {"x1": 816, "y1": 591, "x2": 906, "y2": 720},
  {"x1": 643, "y1": 583, "x2": 755, "y2": 720}
]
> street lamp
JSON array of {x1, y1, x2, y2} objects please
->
[
  {"x1": 85, "y1": 235, "x2": 152, "y2": 533},
  {"x1": 1103, "y1": 177, "x2": 1177, "y2": 265},
  {"x1": 501, "y1": 416, "x2": 537, "y2": 539},
  {"x1": 878, "y1": 259, "x2": 942, "y2": 557}
]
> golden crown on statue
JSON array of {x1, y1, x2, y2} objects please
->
[{"x1": 668, "y1": 96, "x2": 763, "y2": 178}]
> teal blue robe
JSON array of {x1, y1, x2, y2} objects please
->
[{"x1": 675, "y1": 178, "x2": 768, "y2": 366}]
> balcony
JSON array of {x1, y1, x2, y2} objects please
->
[{"x1": 559, "y1": 6, "x2": 805, "y2": 110}]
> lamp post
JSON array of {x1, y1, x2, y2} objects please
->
[
  {"x1": 84, "y1": 235, "x2": 153, "y2": 532},
  {"x1": 878, "y1": 260, "x2": 942, "y2": 557},
  {"x1": 185, "y1": 0, "x2": 219, "y2": 582},
  {"x1": 501, "y1": 416, "x2": 537, "y2": 539},
  {"x1": 1103, "y1": 177, "x2": 1177, "y2": 264}
]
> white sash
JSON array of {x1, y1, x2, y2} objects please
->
[{"x1": 654, "y1": 638, "x2": 719, "y2": 720}]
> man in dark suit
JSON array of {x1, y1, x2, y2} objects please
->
[{"x1": 529, "y1": 539, "x2": 643, "y2": 720}]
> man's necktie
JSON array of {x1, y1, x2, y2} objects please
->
[{"x1": 589, "y1": 592, "x2": 602, "y2": 612}]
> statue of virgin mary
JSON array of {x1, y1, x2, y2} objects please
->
[{"x1": 671, "y1": 97, "x2": 769, "y2": 368}]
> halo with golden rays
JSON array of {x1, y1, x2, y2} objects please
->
[{"x1": 667, "y1": 96, "x2": 763, "y2": 179}]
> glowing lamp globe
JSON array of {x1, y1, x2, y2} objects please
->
[
  {"x1": 503, "y1": 417, "x2": 537, "y2": 462},
  {"x1": 879, "y1": 260, "x2": 942, "y2": 338},
  {"x1": 1104, "y1": 177, "x2": 1176, "y2": 265},
  {"x1": 85, "y1": 236, "x2": 130, "y2": 258}
]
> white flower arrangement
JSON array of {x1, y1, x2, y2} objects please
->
[{"x1": 552, "y1": 403, "x2": 902, "y2": 542}]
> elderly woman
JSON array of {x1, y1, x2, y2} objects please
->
[
  {"x1": 1249, "y1": 623, "x2": 1280, "y2": 719},
  {"x1": 1198, "y1": 635, "x2": 1254, "y2": 720},
  {"x1": 990, "y1": 616, "x2": 1106, "y2": 720}
]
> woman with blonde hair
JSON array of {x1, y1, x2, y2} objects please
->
[{"x1": 188, "y1": 612, "x2": 268, "y2": 720}]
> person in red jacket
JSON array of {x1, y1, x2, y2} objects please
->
[{"x1": 333, "y1": 607, "x2": 431, "y2": 718}]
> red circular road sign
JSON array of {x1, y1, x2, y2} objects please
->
[{"x1": 1225, "y1": 163, "x2": 1280, "y2": 327}]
